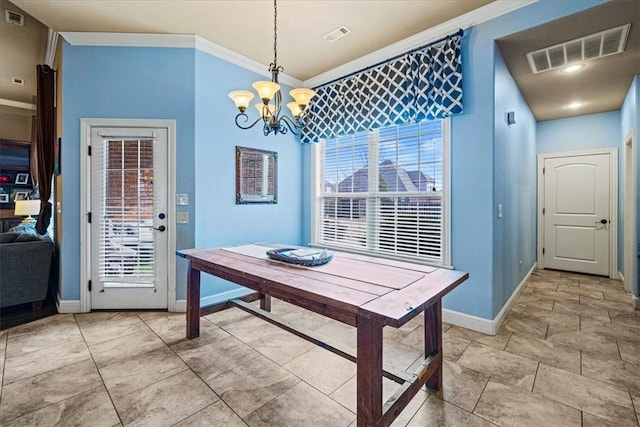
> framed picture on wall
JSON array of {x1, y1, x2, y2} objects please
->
[
  {"x1": 0, "y1": 194, "x2": 8, "y2": 203},
  {"x1": 15, "y1": 173, "x2": 29, "y2": 184},
  {"x1": 11, "y1": 189, "x2": 29, "y2": 201}
]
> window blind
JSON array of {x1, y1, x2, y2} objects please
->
[{"x1": 316, "y1": 120, "x2": 446, "y2": 264}]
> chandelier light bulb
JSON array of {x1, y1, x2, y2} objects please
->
[
  {"x1": 228, "y1": 90, "x2": 254, "y2": 112},
  {"x1": 290, "y1": 88, "x2": 316, "y2": 109},
  {"x1": 287, "y1": 102, "x2": 303, "y2": 117},
  {"x1": 252, "y1": 81, "x2": 281, "y2": 102},
  {"x1": 255, "y1": 103, "x2": 276, "y2": 118}
]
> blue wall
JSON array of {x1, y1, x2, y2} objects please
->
[
  {"x1": 537, "y1": 111, "x2": 621, "y2": 154},
  {"x1": 492, "y1": 49, "x2": 537, "y2": 314},
  {"x1": 61, "y1": 44, "x2": 196, "y2": 301},
  {"x1": 61, "y1": 43, "x2": 303, "y2": 304},
  {"x1": 193, "y1": 49, "x2": 303, "y2": 302},
  {"x1": 621, "y1": 75, "x2": 640, "y2": 295},
  {"x1": 442, "y1": 0, "x2": 607, "y2": 319}
]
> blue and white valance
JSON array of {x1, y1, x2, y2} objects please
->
[{"x1": 301, "y1": 32, "x2": 463, "y2": 144}]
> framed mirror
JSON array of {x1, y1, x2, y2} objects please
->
[{"x1": 236, "y1": 146, "x2": 277, "y2": 204}]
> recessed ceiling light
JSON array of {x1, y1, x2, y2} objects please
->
[
  {"x1": 562, "y1": 63, "x2": 585, "y2": 73},
  {"x1": 567, "y1": 102, "x2": 583, "y2": 109}
]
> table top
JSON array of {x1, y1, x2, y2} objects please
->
[{"x1": 178, "y1": 244, "x2": 468, "y2": 327}]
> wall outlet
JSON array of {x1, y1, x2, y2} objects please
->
[
  {"x1": 497, "y1": 204, "x2": 503, "y2": 219},
  {"x1": 176, "y1": 194, "x2": 188, "y2": 205},
  {"x1": 176, "y1": 212, "x2": 189, "y2": 224}
]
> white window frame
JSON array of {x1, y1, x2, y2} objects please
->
[{"x1": 310, "y1": 119, "x2": 451, "y2": 268}]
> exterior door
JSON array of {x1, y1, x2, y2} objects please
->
[
  {"x1": 543, "y1": 153, "x2": 610, "y2": 276},
  {"x1": 90, "y1": 127, "x2": 169, "y2": 309}
]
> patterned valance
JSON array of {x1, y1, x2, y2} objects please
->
[{"x1": 301, "y1": 32, "x2": 463, "y2": 144}]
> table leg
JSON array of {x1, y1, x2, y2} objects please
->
[
  {"x1": 260, "y1": 293, "x2": 271, "y2": 312},
  {"x1": 424, "y1": 299, "x2": 442, "y2": 391},
  {"x1": 186, "y1": 261, "x2": 201, "y2": 339},
  {"x1": 357, "y1": 313, "x2": 383, "y2": 427}
]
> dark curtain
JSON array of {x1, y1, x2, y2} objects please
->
[{"x1": 33, "y1": 64, "x2": 55, "y2": 235}]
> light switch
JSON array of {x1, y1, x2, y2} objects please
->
[
  {"x1": 176, "y1": 194, "x2": 188, "y2": 205},
  {"x1": 176, "y1": 212, "x2": 189, "y2": 224},
  {"x1": 497, "y1": 204, "x2": 503, "y2": 219}
]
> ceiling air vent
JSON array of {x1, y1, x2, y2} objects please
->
[
  {"x1": 323, "y1": 26, "x2": 351, "y2": 43},
  {"x1": 527, "y1": 23, "x2": 630, "y2": 74},
  {"x1": 5, "y1": 9, "x2": 24, "y2": 26}
]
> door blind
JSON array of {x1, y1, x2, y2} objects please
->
[{"x1": 95, "y1": 138, "x2": 156, "y2": 282}]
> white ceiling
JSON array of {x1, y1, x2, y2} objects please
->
[{"x1": 3, "y1": 0, "x2": 639, "y2": 122}]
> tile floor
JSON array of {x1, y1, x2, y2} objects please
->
[{"x1": 1, "y1": 269, "x2": 639, "y2": 426}]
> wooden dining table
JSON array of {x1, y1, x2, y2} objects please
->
[{"x1": 177, "y1": 244, "x2": 468, "y2": 427}]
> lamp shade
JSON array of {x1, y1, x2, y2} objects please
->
[
  {"x1": 287, "y1": 102, "x2": 303, "y2": 117},
  {"x1": 290, "y1": 88, "x2": 315, "y2": 109},
  {"x1": 228, "y1": 90, "x2": 255, "y2": 112},
  {"x1": 252, "y1": 81, "x2": 280, "y2": 102},
  {"x1": 255, "y1": 103, "x2": 275, "y2": 118},
  {"x1": 14, "y1": 199, "x2": 40, "y2": 216}
]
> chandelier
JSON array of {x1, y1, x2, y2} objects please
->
[{"x1": 228, "y1": 0, "x2": 315, "y2": 136}]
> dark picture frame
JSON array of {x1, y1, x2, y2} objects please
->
[
  {"x1": 236, "y1": 146, "x2": 277, "y2": 204},
  {"x1": 15, "y1": 173, "x2": 28, "y2": 184}
]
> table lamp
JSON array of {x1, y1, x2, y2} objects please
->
[{"x1": 14, "y1": 199, "x2": 40, "y2": 223}]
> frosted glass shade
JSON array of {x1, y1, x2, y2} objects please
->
[
  {"x1": 287, "y1": 102, "x2": 303, "y2": 117},
  {"x1": 228, "y1": 90, "x2": 255, "y2": 112},
  {"x1": 14, "y1": 199, "x2": 40, "y2": 216},
  {"x1": 255, "y1": 103, "x2": 275, "y2": 118},
  {"x1": 290, "y1": 88, "x2": 315, "y2": 109},
  {"x1": 252, "y1": 81, "x2": 280, "y2": 102}
]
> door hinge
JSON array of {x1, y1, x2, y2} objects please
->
[
  {"x1": 88, "y1": 280, "x2": 92, "y2": 292},
  {"x1": 542, "y1": 248, "x2": 545, "y2": 255},
  {"x1": 88, "y1": 146, "x2": 92, "y2": 156},
  {"x1": 87, "y1": 212, "x2": 92, "y2": 223},
  {"x1": 543, "y1": 208, "x2": 545, "y2": 214},
  {"x1": 543, "y1": 167, "x2": 545, "y2": 174}
]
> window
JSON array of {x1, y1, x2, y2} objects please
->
[{"x1": 312, "y1": 119, "x2": 450, "y2": 266}]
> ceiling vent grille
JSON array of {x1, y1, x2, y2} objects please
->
[
  {"x1": 323, "y1": 26, "x2": 351, "y2": 43},
  {"x1": 527, "y1": 23, "x2": 630, "y2": 74},
  {"x1": 5, "y1": 9, "x2": 24, "y2": 26}
]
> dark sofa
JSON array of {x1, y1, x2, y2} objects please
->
[{"x1": 0, "y1": 232, "x2": 54, "y2": 309}]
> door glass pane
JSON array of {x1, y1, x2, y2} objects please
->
[{"x1": 99, "y1": 139, "x2": 155, "y2": 282}]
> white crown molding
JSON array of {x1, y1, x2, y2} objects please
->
[
  {"x1": 59, "y1": 32, "x2": 303, "y2": 88},
  {"x1": 303, "y1": 0, "x2": 537, "y2": 88},
  {"x1": 195, "y1": 36, "x2": 302, "y2": 88},
  {"x1": 0, "y1": 98, "x2": 36, "y2": 110},
  {"x1": 44, "y1": 29, "x2": 59, "y2": 67}
]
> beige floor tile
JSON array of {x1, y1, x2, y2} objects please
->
[
  {"x1": 552, "y1": 300, "x2": 611, "y2": 322},
  {"x1": 113, "y1": 370, "x2": 218, "y2": 426},
  {"x1": 208, "y1": 353, "x2": 300, "y2": 418},
  {"x1": 407, "y1": 395, "x2": 494, "y2": 427},
  {"x1": 556, "y1": 284, "x2": 604, "y2": 299},
  {"x1": 580, "y1": 295, "x2": 636, "y2": 313},
  {"x1": 5, "y1": 315, "x2": 82, "y2": 356},
  {"x1": 610, "y1": 312, "x2": 640, "y2": 329},
  {"x1": 581, "y1": 318, "x2": 640, "y2": 342},
  {"x1": 618, "y1": 339, "x2": 640, "y2": 365},
  {"x1": 283, "y1": 347, "x2": 355, "y2": 395},
  {"x1": 383, "y1": 340, "x2": 423, "y2": 372},
  {"x1": 457, "y1": 342, "x2": 538, "y2": 391},
  {"x1": 441, "y1": 332, "x2": 471, "y2": 362},
  {"x1": 0, "y1": 359, "x2": 102, "y2": 423},
  {"x1": 502, "y1": 312, "x2": 548, "y2": 339},
  {"x1": 603, "y1": 290, "x2": 633, "y2": 304},
  {"x1": 531, "y1": 288, "x2": 581, "y2": 302},
  {"x1": 527, "y1": 280, "x2": 558, "y2": 291},
  {"x1": 0, "y1": 329, "x2": 7, "y2": 350},
  {"x1": 1, "y1": 385, "x2": 120, "y2": 427},
  {"x1": 99, "y1": 346, "x2": 187, "y2": 399},
  {"x1": 245, "y1": 326, "x2": 316, "y2": 365},
  {"x1": 547, "y1": 330, "x2": 619, "y2": 356},
  {"x1": 513, "y1": 294, "x2": 555, "y2": 311},
  {"x1": 173, "y1": 400, "x2": 247, "y2": 427},
  {"x1": 3, "y1": 337, "x2": 91, "y2": 385},
  {"x1": 447, "y1": 325, "x2": 511, "y2": 350},
  {"x1": 89, "y1": 326, "x2": 165, "y2": 368},
  {"x1": 441, "y1": 360, "x2": 489, "y2": 411},
  {"x1": 138, "y1": 311, "x2": 196, "y2": 345},
  {"x1": 173, "y1": 334, "x2": 261, "y2": 383},
  {"x1": 505, "y1": 333, "x2": 581, "y2": 373},
  {"x1": 244, "y1": 381, "x2": 355, "y2": 427},
  {"x1": 74, "y1": 312, "x2": 146, "y2": 346},
  {"x1": 474, "y1": 380, "x2": 581, "y2": 427},
  {"x1": 533, "y1": 363, "x2": 636, "y2": 425},
  {"x1": 315, "y1": 321, "x2": 357, "y2": 348},
  {"x1": 205, "y1": 307, "x2": 264, "y2": 329},
  {"x1": 581, "y1": 350, "x2": 640, "y2": 393},
  {"x1": 520, "y1": 306, "x2": 580, "y2": 331},
  {"x1": 582, "y1": 412, "x2": 622, "y2": 427}
]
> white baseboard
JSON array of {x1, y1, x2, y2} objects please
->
[
  {"x1": 171, "y1": 288, "x2": 255, "y2": 313},
  {"x1": 443, "y1": 263, "x2": 536, "y2": 335},
  {"x1": 56, "y1": 294, "x2": 82, "y2": 313}
]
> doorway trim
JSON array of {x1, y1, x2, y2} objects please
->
[
  {"x1": 537, "y1": 148, "x2": 618, "y2": 278},
  {"x1": 623, "y1": 132, "x2": 636, "y2": 292},
  {"x1": 80, "y1": 118, "x2": 177, "y2": 312}
]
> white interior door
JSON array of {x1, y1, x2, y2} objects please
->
[
  {"x1": 543, "y1": 153, "x2": 610, "y2": 276},
  {"x1": 90, "y1": 127, "x2": 169, "y2": 309}
]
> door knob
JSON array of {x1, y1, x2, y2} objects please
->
[
  {"x1": 154, "y1": 225, "x2": 166, "y2": 232},
  {"x1": 595, "y1": 219, "x2": 608, "y2": 224}
]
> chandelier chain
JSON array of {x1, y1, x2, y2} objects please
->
[{"x1": 273, "y1": 0, "x2": 278, "y2": 67}]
